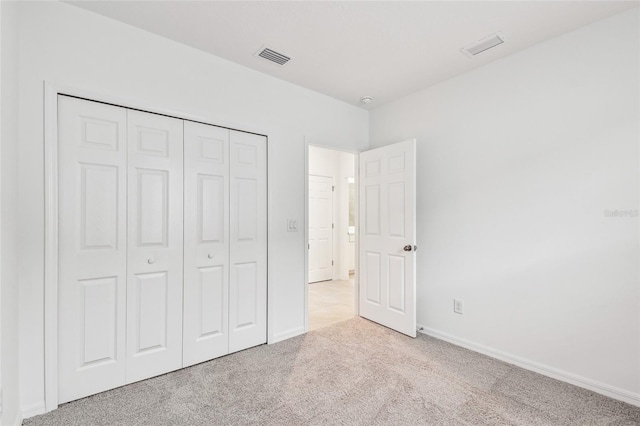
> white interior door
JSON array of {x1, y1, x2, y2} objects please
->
[
  {"x1": 308, "y1": 175, "x2": 334, "y2": 283},
  {"x1": 183, "y1": 121, "x2": 230, "y2": 367},
  {"x1": 126, "y1": 110, "x2": 184, "y2": 383},
  {"x1": 359, "y1": 139, "x2": 416, "y2": 337},
  {"x1": 228, "y1": 130, "x2": 267, "y2": 353},
  {"x1": 58, "y1": 96, "x2": 128, "y2": 403}
]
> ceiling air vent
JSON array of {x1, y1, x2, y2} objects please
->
[
  {"x1": 460, "y1": 32, "x2": 505, "y2": 58},
  {"x1": 255, "y1": 46, "x2": 291, "y2": 66}
]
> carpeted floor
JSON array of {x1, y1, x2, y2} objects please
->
[{"x1": 25, "y1": 318, "x2": 640, "y2": 425}]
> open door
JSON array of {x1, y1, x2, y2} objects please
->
[{"x1": 359, "y1": 139, "x2": 416, "y2": 337}]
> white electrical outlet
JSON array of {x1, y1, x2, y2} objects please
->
[
  {"x1": 453, "y1": 299, "x2": 464, "y2": 314},
  {"x1": 287, "y1": 219, "x2": 298, "y2": 232}
]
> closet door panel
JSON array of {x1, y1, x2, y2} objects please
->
[
  {"x1": 58, "y1": 96, "x2": 127, "y2": 403},
  {"x1": 183, "y1": 122, "x2": 230, "y2": 367},
  {"x1": 229, "y1": 131, "x2": 267, "y2": 353},
  {"x1": 126, "y1": 110, "x2": 184, "y2": 383}
]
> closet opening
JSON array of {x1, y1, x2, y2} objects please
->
[{"x1": 306, "y1": 145, "x2": 357, "y2": 331}]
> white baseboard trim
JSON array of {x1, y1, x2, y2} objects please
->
[
  {"x1": 0, "y1": 397, "x2": 24, "y2": 426},
  {"x1": 1, "y1": 413, "x2": 24, "y2": 426},
  {"x1": 11, "y1": 413, "x2": 23, "y2": 426},
  {"x1": 417, "y1": 324, "x2": 640, "y2": 407},
  {"x1": 270, "y1": 326, "x2": 305, "y2": 344},
  {"x1": 21, "y1": 401, "x2": 46, "y2": 420}
]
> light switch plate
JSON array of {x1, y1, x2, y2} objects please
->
[{"x1": 453, "y1": 299, "x2": 464, "y2": 314}]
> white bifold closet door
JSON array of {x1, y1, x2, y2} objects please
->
[
  {"x1": 58, "y1": 96, "x2": 128, "y2": 404},
  {"x1": 125, "y1": 110, "x2": 184, "y2": 383},
  {"x1": 58, "y1": 97, "x2": 184, "y2": 402},
  {"x1": 183, "y1": 126, "x2": 267, "y2": 364},
  {"x1": 183, "y1": 122, "x2": 230, "y2": 367},
  {"x1": 228, "y1": 130, "x2": 267, "y2": 353},
  {"x1": 58, "y1": 95, "x2": 266, "y2": 404}
]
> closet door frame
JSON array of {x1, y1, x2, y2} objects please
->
[{"x1": 44, "y1": 82, "x2": 271, "y2": 412}]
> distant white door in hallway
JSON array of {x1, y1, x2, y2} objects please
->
[{"x1": 308, "y1": 175, "x2": 333, "y2": 283}]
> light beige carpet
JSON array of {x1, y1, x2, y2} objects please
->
[
  {"x1": 308, "y1": 278, "x2": 355, "y2": 331},
  {"x1": 25, "y1": 318, "x2": 640, "y2": 425}
]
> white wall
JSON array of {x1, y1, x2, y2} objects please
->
[
  {"x1": 16, "y1": 1, "x2": 368, "y2": 416},
  {"x1": 370, "y1": 8, "x2": 640, "y2": 403},
  {"x1": 308, "y1": 146, "x2": 355, "y2": 281},
  {"x1": 1, "y1": 1, "x2": 22, "y2": 425}
]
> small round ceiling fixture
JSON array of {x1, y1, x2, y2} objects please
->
[{"x1": 360, "y1": 96, "x2": 374, "y2": 105}]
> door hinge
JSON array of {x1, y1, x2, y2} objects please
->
[
  {"x1": 332, "y1": 223, "x2": 334, "y2": 229},
  {"x1": 332, "y1": 260, "x2": 334, "y2": 266},
  {"x1": 332, "y1": 185, "x2": 335, "y2": 192},
  {"x1": 308, "y1": 243, "x2": 310, "y2": 249}
]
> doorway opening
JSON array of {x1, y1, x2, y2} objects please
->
[{"x1": 307, "y1": 145, "x2": 357, "y2": 331}]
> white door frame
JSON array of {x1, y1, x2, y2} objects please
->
[
  {"x1": 304, "y1": 139, "x2": 359, "y2": 333},
  {"x1": 43, "y1": 81, "x2": 271, "y2": 412}
]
